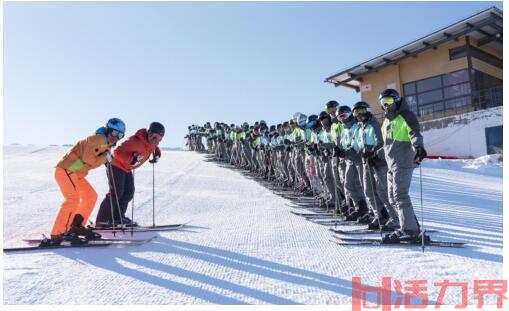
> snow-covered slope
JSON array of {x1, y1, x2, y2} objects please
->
[{"x1": 3, "y1": 146, "x2": 503, "y2": 304}]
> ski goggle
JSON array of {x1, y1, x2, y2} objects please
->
[
  {"x1": 338, "y1": 112, "x2": 350, "y2": 120},
  {"x1": 380, "y1": 97, "x2": 395, "y2": 110},
  {"x1": 110, "y1": 129, "x2": 125, "y2": 139},
  {"x1": 353, "y1": 108, "x2": 368, "y2": 117}
]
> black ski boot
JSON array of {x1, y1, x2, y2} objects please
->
[
  {"x1": 382, "y1": 230, "x2": 430, "y2": 244},
  {"x1": 367, "y1": 217, "x2": 387, "y2": 230},
  {"x1": 121, "y1": 217, "x2": 138, "y2": 227},
  {"x1": 70, "y1": 214, "x2": 102, "y2": 240}
]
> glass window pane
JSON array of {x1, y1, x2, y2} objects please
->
[
  {"x1": 444, "y1": 82, "x2": 471, "y2": 99},
  {"x1": 405, "y1": 95, "x2": 418, "y2": 114},
  {"x1": 445, "y1": 97, "x2": 472, "y2": 110},
  {"x1": 443, "y1": 70, "x2": 469, "y2": 86},
  {"x1": 416, "y1": 76, "x2": 442, "y2": 92},
  {"x1": 403, "y1": 82, "x2": 416, "y2": 95},
  {"x1": 434, "y1": 102, "x2": 445, "y2": 113},
  {"x1": 419, "y1": 104, "x2": 434, "y2": 116},
  {"x1": 418, "y1": 89, "x2": 443, "y2": 105}
]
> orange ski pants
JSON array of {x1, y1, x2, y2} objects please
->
[{"x1": 51, "y1": 167, "x2": 98, "y2": 236}]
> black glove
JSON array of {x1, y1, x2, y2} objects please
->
[
  {"x1": 337, "y1": 148, "x2": 345, "y2": 158},
  {"x1": 362, "y1": 150, "x2": 375, "y2": 159},
  {"x1": 130, "y1": 153, "x2": 143, "y2": 166},
  {"x1": 283, "y1": 139, "x2": 291, "y2": 145},
  {"x1": 414, "y1": 146, "x2": 427, "y2": 164},
  {"x1": 332, "y1": 146, "x2": 340, "y2": 158},
  {"x1": 149, "y1": 149, "x2": 161, "y2": 164}
]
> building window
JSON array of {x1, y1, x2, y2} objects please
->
[
  {"x1": 485, "y1": 125, "x2": 503, "y2": 155},
  {"x1": 403, "y1": 69, "x2": 472, "y2": 118}
]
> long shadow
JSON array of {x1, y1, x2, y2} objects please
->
[{"x1": 60, "y1": 236, "x2": 401, "y2": 305}]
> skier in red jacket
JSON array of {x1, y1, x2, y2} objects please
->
[{"x1": 95, "y1": 122, "x2": 165, "y2": 226}]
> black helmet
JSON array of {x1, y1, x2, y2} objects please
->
[
  {"x1": 353, "y1": 101, "x2": 372, "y2": 121},
  {"x1": 269, "y1": 125, "x2": 276, "y2": 132},
  {"x1": 337, "y1": 105, "x2": 352, "y2": 119},
  {"x1": 353, "y1": 101, "x2": 370, "y2": 111},
  {"x1": 379, "y1": 88, "x2": 401, "y2": 110},
  {"x1": 325, "y1": 100, "x2": 339, "y2": 109},
  {"x1": 318, "y1": 110, "x2": 330, "y2": 121},
  {"x1": 148, "y1": 122, "x2": 165, "y2": 136}
]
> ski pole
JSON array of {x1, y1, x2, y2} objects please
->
[
  {"x1": 366, "y1": 163, "x2": 383, "y2": 239},
  {"x1": 152, "y1": 161, "x2": 156, "y2": 228},
  {"x1": 107, "y1": 162, "x2": 124, "y2": 228},
  {"x1": 131, "y1": 169, "x2": 135, "y2": 236},
  {"x1": 106, "y1": 166, "x2": 116, "y2": 235},
  {"x1": 420, "y1": 165, "x2": 425, "y2": 253}
]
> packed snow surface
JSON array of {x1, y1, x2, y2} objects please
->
[{"x1": 3, "y1": 146, "x2": 503, "y2": 304}]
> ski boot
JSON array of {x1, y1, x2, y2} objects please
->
[
  {"x1": 380, "y1": 218, "x2": 400, "y2": 231},
  {"x1": 367, "y1": 217, "x2": 388, "y2": 230},
  {"x1": 69, "y1": 214, "x2": 102, "y2": 240},
  {"x1": 121, "y1": 217, "x2": 138, "y2": 227},
  {"x1": 382, "y1": 230, "x2": 430, "y2": 244}
]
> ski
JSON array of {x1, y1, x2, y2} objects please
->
[
  {"x1": 89, "y1": 224, "x2": 185, "y2": 233},
  {"x1": 88, "y1": 221, "x2": 190, "y2": 232},
  {"x1": 4, "y1": 237, "x2": 156, "y2": 253},
  {"x1": 306, "y1": 218, "x2": 357, "y2": 226},
  {"x1": 290, "y1": 210, "x2": 335, "y2": 217},
  {"x1": 332, "y1": 235, "x2": 466, "y2": 248},
  {"x1": 329, "y1": 228, "x2": 439, "y2": 235},
  {"x1": 23, "y1": 236, "x2": 155, "y2": 244}
]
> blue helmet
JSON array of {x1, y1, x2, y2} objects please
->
[{"x1": 106, "y1": 118, "x2": 126, "y2": 133}]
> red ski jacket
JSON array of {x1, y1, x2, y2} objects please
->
[{"x1": 112, "y1": 128, "x2": 161, "y2": 173}]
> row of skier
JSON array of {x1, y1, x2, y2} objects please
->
[
  {"x1": 186, "y1": 88, "x2": 428, "y2": 244},
  {"x1": 49, "y1": 120, "x2": 165, "y2": 244}
]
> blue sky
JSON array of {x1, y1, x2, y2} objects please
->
[{"x1": 4, "y1": 1, "x2": 502, "y2": 148}]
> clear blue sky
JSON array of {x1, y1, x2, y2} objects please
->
[{"x1": 4, "y1": 1, "x2": 502, "y2": 148}]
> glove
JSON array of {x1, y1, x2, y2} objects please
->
[
  {"x1": 336, "y1": 148, "x2": 345, "y2": 158},
  {"x1": 362, "y1": 150, "x2": 375, "y2": 159},
  {"x1": 130, "y1": 153, "x2": 144, "y2": 166},
  {"x1": 149, "y1": 149, "x2": 161, "y2": 164},
  {"x1": 104, "y1": 151, "x2": 113, "y2": 163},
  {"x1": 332, "y1": 146, "x2": 340, "y2": 158},
  {"x1": 283, "y1": 139, "x2": 291, "y2": 145},
  {"x1": 414, "y1": 146, "x2": 427, "y2": 164}
]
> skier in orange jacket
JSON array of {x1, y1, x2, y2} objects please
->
[{"x1": 51, "y1": 118, "x2": 126, "y2": 240}]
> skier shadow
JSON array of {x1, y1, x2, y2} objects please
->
[{"x1": 62, "y1": 236, "x2": 401, "y2": 305}]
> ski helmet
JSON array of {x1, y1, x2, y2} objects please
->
[
  {"x1": 352, "y1": 101, "x2": 371, "y2": 122},
  {"x1": 326, "y1": 100, "x2": 339, "y2": 108},
  {"x1": 306, "y1": 114, "x2": 318, "y2": 129},
  {"x1": 318, "y1": 110, "x2": 330, "y2": 122},
  {"x1": 292, "y1": 112, "x2": 302, "y2": 123},
  {"x1": 379, "y1": 88, "x2": 401, "y2": 110},
  {"x1": 337, "y1": 106, "x2": 352, "y2": 120},
  {"x1": 106, "y1": 118, "x2": 125, "y2": 133},
  {"x1": 297, "y1": 113, "x2": 307, "y2": 127},
  {"x1": 148, "y1": 122, "x2": 165, "y2": 136},
  {"x1": 105, "y1": 118, "x2": 126, "y2": 139}
]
